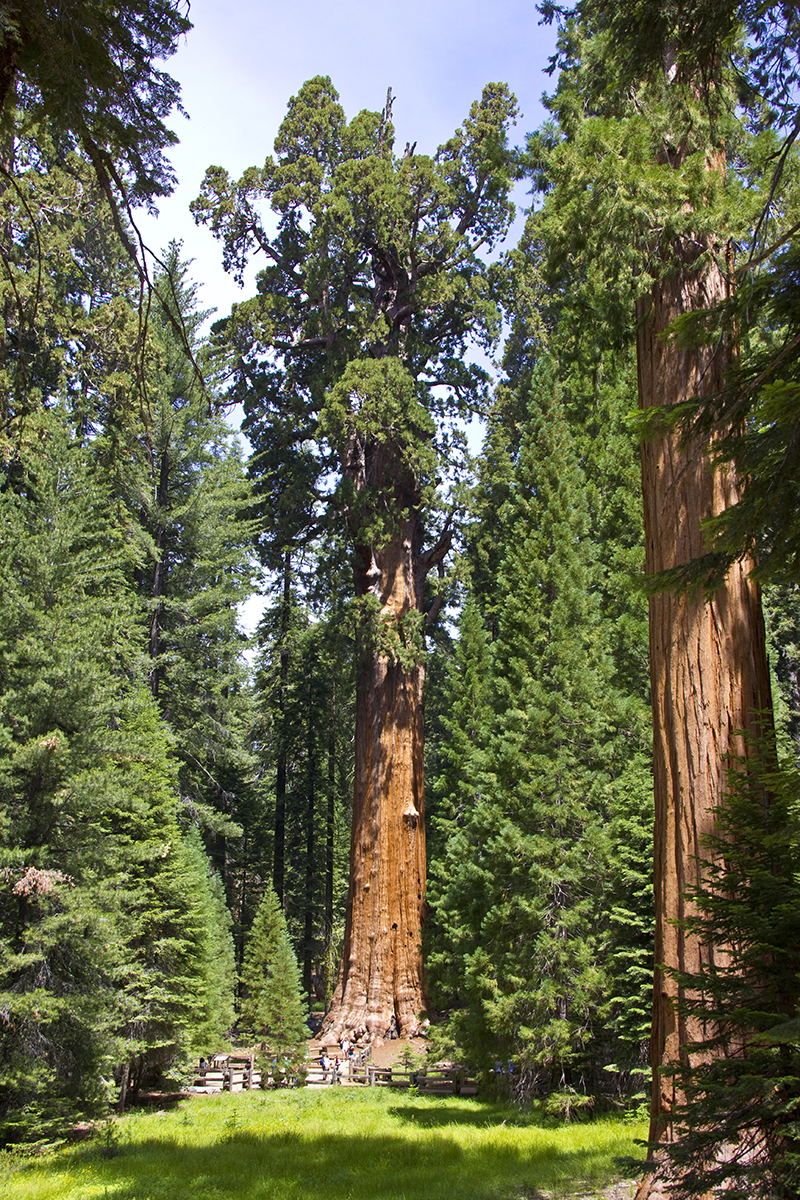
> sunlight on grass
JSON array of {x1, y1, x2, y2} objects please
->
[{"x1": 2, "y1": 1090, "x2": 647, "y2": 1200}]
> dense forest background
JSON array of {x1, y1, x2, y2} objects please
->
[{"x1": 2, "y1": 3, "x2": 800, "y2": 1195}]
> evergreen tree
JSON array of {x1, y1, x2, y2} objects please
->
[
  {"x1": 239, "y1": 885, "x2": 307, "y2": 1058},
  {"x1": 533, "y1": 11, "x2": 777, "y2": 1181},
  {"x1": 115, "y1": 248, "x2": 258, "y2": 889},
  {"x1": 661, "y1": 754, "x2": 800, "y2": 1199},
  {"x1": 426, "y1": 596, "x2": 491, "y2": 869},
  {"x1": 0, "y1": 408, "x2": 238, "y2": 1140},
  {"x1": 2, "y1": 2, "x2": 192, "y2": 215},
  {"x1": 764, "y1": 583, "x2": 800, "y2": 762},
  {"x1": 239, "y1": 885, "x2": 286, "y2": 1032},
  {"x1": 258, "y1": 929, "x2": 308, "y2": 1063},
  {"x1": 430, "y1": 359, "x2": 615, "y2": 1098},
  {"x1": 0, "y1": 120, "x2": 143, "y2": 465},
  {"x1": 176, "y1": 831, "x2": 236, "y2": 1056}
]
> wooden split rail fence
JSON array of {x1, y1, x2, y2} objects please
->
[
  {"x1": 349, "y1": 1065, "x2": 477, "y2": 1096},
  {"x1": 190, "y1": 1058, "x2": 261, "y2": 1094},
  {"x1": 190, "y1": 1049, "x2": 476, "y2": 1096}
]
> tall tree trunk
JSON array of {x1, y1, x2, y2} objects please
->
[
  {"x1": 635, "y1": 241, "x2": 773, "y2": 1197},
  {"x1": 323, "y1": 510, "x2": 428, "y2": 1041},
  {"x1": 303, "y1": 665, "x2": 316, "y2": 997},
  {"x1": 324, "y1": 704, "x2": 335, "y2": 997},
  {"x1": 273, "y1": 552, "x2": 291, "y2": 905}
]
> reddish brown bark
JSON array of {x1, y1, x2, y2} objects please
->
[
  {"x1": 323, "y1": 511, "x2": 428, "y2": 1042},
  {"x1": 635, "y1": 245, "x2": 773, "y2": 1197}
]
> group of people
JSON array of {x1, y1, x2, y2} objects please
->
[{"x1": 319, "y1": 1036, "x2": 355, "y2": 1083}]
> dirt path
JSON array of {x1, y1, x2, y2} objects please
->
[{"x1": 309, "y1": 1034, "x2": 428, "y2": 1068}]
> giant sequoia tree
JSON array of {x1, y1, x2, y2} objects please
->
[
  {"x1": 536, "y1": 5, "x2": 780, "y2": 1193},
  {"x1": 193, "y1": 76, "x2": 518, "y2": 1039}
]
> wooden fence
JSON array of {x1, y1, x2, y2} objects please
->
[
  {"x1": 349, "y1": 1064, "x2": 477, "y2": 1096},
  {"x1": 190, "y1": 1047, "x2": 476, "y2": 1096},
  {"x1": 189, "y1": 1057, "x2": 261, "y2": 1094}
]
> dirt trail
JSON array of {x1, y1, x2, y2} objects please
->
[{"x1": 309, "y1": 1034, "x2": 428, "y2": 1068}]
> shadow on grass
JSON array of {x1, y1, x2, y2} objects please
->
[
  {"x1": 388, "y1": 1102, "x2": 532, "y2": 1128},
  {"x1": 18, "y1": 1119, "x2": 645, "y2": 1200}
]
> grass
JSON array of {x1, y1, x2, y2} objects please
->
[{"x1": 1, "y1": 1088, "x2": 647, "y2": 1200}]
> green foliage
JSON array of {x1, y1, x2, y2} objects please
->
[
  {"x1": 536, "y1": 4, "x2": 800, "y2": 596},
  {"x1": 250, "y1": 547, "x2": 354, "y2": 995},
  {"x1": 430, "y1": 360, "x2": 616, "y2": 1095},
  {"x1": 116, "y1": 247, "x2": 258, "y2": 851},
  {"x1": 239, "y1": 886, "x2": 307, "y2": 1058},
  {"x1": 192, "y1": 74, "x2": 518, "y2": 569},
  {"x1": 764, "y1": 583, "x2": 800, "y2": 761},
  {"x1": 0, "y1": 121, "x2": 142, "y2": 458},
  {"x1": 660, "y1": 754, "x2": 800, "y2": 1198},
  {"x1": 173, "y1": 831, "x2": 236, "y2": 1055},
  {"x1": 0, "y1": 363, "x2": 240, "y2": 1144},
  {"x1": 256, "y1": 929, "x2": 308, "y2": 1062},
  {"x1": 239, "y1": 885, "x2": 285, "y2": 1031},
  {"x1": 7, "y1": 0, "x2": 192, "y2": 206}
]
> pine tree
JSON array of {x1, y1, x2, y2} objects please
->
[
  {"x1": 0, "y1": 411, "x2": 239, "y2": 1139},
  {"x1": 179, "y1": 831, "x2": 236, "y2": 1056},
  {"x1": 258, "y1": 930, "x2": 308, "y2": 1063},
  {"x1": 239, "y1": 885, "x2": 286, "y2": 1032},
  {"x1": 660, "y1": 753, "x2": 800, "y2": 1199},
  {"x1": 2, "y1": 2, "x2": 192, "y2": 217}
]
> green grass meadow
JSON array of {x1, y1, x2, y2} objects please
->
[{"x1": 2, "y1": 1089, "x2": 647, "y2": 1200}]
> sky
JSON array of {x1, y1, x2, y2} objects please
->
[
  {"x1": 136, "y1": 0, "x2": 560, "y2": 318},
  {"x1": 135, "y1": 0, "x2": 561, "y2": 630}
]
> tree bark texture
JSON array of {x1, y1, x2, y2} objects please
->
[
  {"x1": 273, "y1": 553, "x2": 291, "y2": 905},
  {"x1": 324, "y1": 512, "x2": 427, "y2": 1042},
  {"x1": 635, "y1": 244, "x2": 773, "y2": 1197}
]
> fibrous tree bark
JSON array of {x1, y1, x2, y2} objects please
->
[
  {"x1": 327, "y1": 517, "x2": 428, "y2": 1040},
  {"x1": 634, "y1": 239, "x2": 773, "y2": 1197}
]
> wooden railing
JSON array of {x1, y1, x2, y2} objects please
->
[
  {"x1": 190, "y1": 1047, "x2": 476, "y2": 1096},
  {"x1": 347, "y1": 1065, "x2": 477, "y2": 1095},
  {"x1": 190, "y1": 1059, "x2": 262, "y2": 1093}
]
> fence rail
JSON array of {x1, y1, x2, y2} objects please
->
[{"x1": 189, "y1": 1048, "x2": 476, "y2": 1097}]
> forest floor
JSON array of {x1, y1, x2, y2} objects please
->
[{"x1": 4, "y1": 1087, "x2": 647, "y2": 1200}]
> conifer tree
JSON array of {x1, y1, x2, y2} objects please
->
[
  {"x1": 431, "y1": 359, "x2": 614, "y2": 1096},
  {"x1": 530, "y1": 13, "x2": 776, "y2": 1182},
  {"x1": 661, "y1": 754, "x2": 800, "y2": 1199},
  {"x1": 178, "y1": 832, "x2": 236, "y2": 1056},
  {"x1": 0, "y1": 411, "x2": 238, "y2": 1139},
  {"x1": 239, "y1": 885, "x2": 286, "y2": 1032},
  {"x1": 258, "y1": 930, "x2": 308, "y2": 1063},
  {"x1": 239, "y1": 885, "x2": 307, "y2": 1058}
]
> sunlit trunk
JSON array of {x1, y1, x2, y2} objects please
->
[
  {"x1": 324, "y1": 511, "x2": 427, "y2": 1041},
  {"x1": 635, "y1": 242, "x2": 773, "y2": 1196}
]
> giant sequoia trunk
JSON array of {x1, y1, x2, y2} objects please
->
[
  {"x1": 635, "y1": 241, "x2": 773, "y2": 1197},
  {"x1": 323, "y1": 499, "x2": 428, "y2": 1042}
]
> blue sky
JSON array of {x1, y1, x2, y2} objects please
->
[{"x1": 137, "y1": 0, "x2": 560, "y2": 317}]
